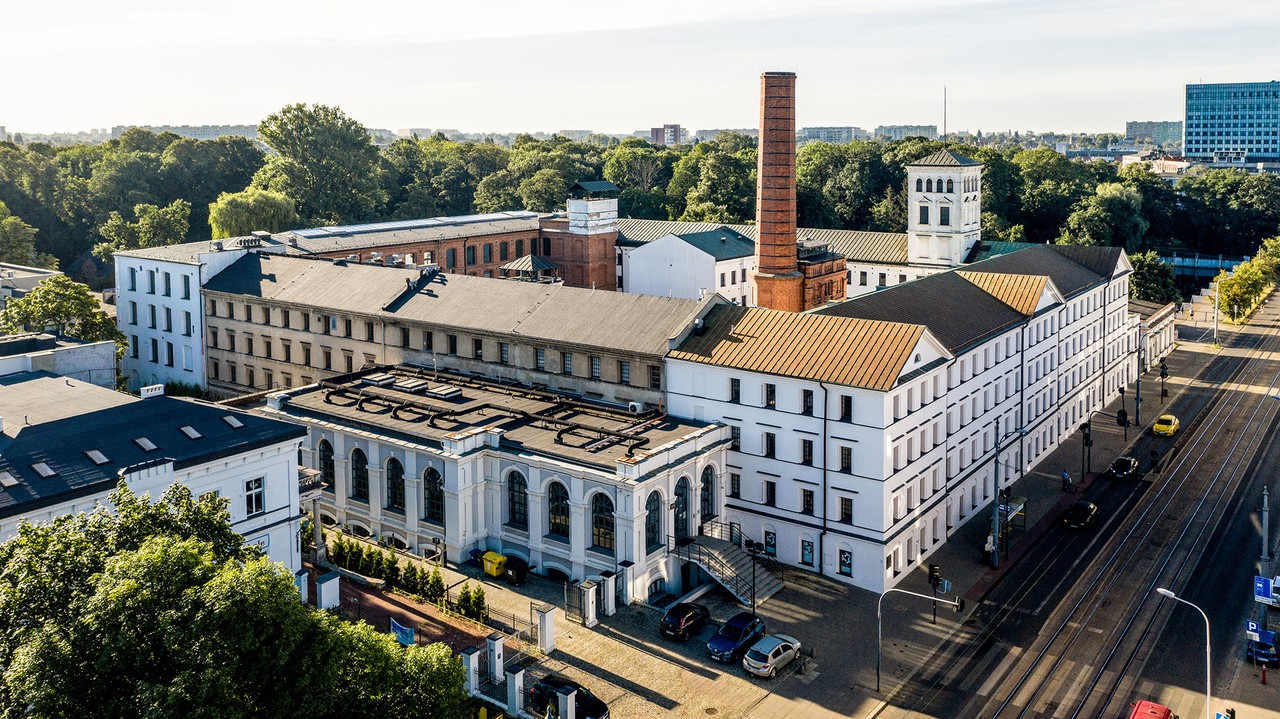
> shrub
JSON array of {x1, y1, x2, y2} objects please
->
[
  {"x1": 402, "y1": 563, "x2": 420, "y2": 596},
  {"x1": 468, "y1": 585, "x2": 487, "y2": 621},
  {"x1": 425, "y1": 569, "x2": 445, "y2": 603},
  {"x1": 456, "y1": 583, "x2": 473, "y2": 618}
]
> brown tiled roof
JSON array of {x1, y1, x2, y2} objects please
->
[
  {"x1": 957, "y1": 271, "x2": 1048, "y2": 316},
  {"x1": 670, "y1": 305, "x2": 927, "y2": 391}
]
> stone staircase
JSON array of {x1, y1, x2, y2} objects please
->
[{"x1": 669, "y1": 531, "x2": 784, "y2": 608}]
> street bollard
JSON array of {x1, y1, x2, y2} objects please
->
[{"x1": 1263, "y1": 665, "x2": 1267, "y2": 685}]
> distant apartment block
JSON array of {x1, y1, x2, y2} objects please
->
[
  {"x1": 111, "y1": 124, "x2": 258, "y2": 141},
  {"x1": 557, "y1": 130, "x2": 594, "y2": 141},
  {"x1": 397, "y1": 128, "x2": 434, "y2": 138},
  {"x1": 874, "y1": 125, "x2": 938, "y2": 141},
  {"x1": 694, "y1": 128, "x2": 758, "y2": 142},
  {"x1": 1124, "y1": 120, "x2": 1183, "y2": 147},
  {"x1": 800, "y1": 126, "x2": 868, "y2": 143},
  {"x1": 1184, "y1": 81, "x2": 1280, "y2": 164},
  {"x1": 650, "y1": 124, "x2": 687, "y2": 146}
]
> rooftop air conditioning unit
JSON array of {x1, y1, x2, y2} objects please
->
[{"x1": 628, "y1": 401, "x2": 646, "y2": 414}]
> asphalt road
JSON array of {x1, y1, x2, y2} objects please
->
[{"x1": 873, "y1": 299, "x2": 1280, "y2": 719}]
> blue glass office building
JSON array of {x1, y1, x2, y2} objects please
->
[{"x1": 1184, "y1": 81, "x2": 1280, "y2": 163}]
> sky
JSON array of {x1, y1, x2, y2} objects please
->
[{"x1": 4, "y1": 0, "x2": 1279, "y2": 135}]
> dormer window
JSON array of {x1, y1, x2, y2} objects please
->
[
  {"x1": 180, "y1": 426, "x2": 203, "y2": 440},
  {"x1": 134, "y1": 437, "x2": 158, "y2": 452},
  {"x1": 31, "y1": 463, "x2": 56, "y2": 478}
]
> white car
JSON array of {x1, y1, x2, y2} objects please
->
[{"x1": 742, "y1": 634, "x2": 802, "y2": 678}]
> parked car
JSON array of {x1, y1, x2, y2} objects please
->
[
  {"x1": 742, "y1": 634, "x2": 802, "y2": 678},
  {"x1": 706, "y1": 612, "x2": 766, "y2": 663},
  {"x1": 529, "y1": 675, "x2": 609, "y2": 719},
  {"x1": 1063, "y1": 500, "x2": 1098, "y2": 529},
  {"x1": 1103, "y1": 456, "x2": 1139, "y2": 480},
  {"x1": 1246, "y1": 637, "x2": 1279, "y2": 667},
  {"x1": 1152, "y1": 414, "x2": 1180, "y2": 436},
  {"x1": 659, "y1": 602, "x2": 711, "y2": 640},
  {"x1": 1128, "y1": 700, "x2": 1174, "y2": 719}
]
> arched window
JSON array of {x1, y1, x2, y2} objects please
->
[
  {"x1": 386, "y1": 458, "x2": 405, "y2": 512},
  {"x1": 590, "y1": 493, "x2": 615, "y2": 553},
  {"x1": 674, "y1": 476, "x2": 690, "y2": 541},
  {"x1": 350, "y1": 448, "x2": 369, "y2": 501},
  {"x1": 926, "y1": 178, "x2": 933, "y2": 192},
  {"x1": 645, "y1": 491, "x2": 663, "y2": 552},
  {"x1": 317, "y1": 439, "x2": 334, "y2": 490},
  {"x1": 916, "y1": 178, "x2": 923, "y2": 192},
  {"x1": 946, "y1": 179, "x2": 954, "y2": 193},
  {"x1": 700, "y1": 466, "x2": 716, "y2": 521},
  {"x1": 547, "y1": 481, "x2": 570, "y2": 539},
  {"x1": 423, "y1": 467, "x2": 444, "y2": 524},
  {"x1": 507, "y1": 472, "x2": 528, "y2": 529}
]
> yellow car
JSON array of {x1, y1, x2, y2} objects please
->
[{"x1": 1152, "y1": 414, "x2": 1179, "y2": 436}]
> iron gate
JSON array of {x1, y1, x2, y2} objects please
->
[{"x1": 564, "y1": 580, "x2": 586, "y2": 624}]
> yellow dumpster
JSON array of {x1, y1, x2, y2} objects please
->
[{"x1": 482, "y1": 551, "x2": 507, "y2": 578}]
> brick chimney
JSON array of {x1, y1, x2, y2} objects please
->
[{"x1": 752, "y1": 71, "x2": 804, "y2": 313}]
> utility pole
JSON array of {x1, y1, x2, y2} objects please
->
[
  {"x1": 990, "y1": 418, "x2": 1002, "y2": 569},
  {"x1": 1135, "y1": 342, "x2": 1144, "y2": 425},
  {"x1": 1212, "y1": 280, "x2": 1220, "y2": 345},
  {"x1": 1265, "y1": 487, "x2": 1272, "y2": 625}
]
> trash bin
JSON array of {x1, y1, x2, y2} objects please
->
[
  {"x1": 468, "y1": 548, "x2": 485, "y2": 567},
  {"x1": 505, "y1": 556, "x2": 529, "y2": 586},
  {"x1": 482, "y1": 551, "x2": 507, "y2": 578}
]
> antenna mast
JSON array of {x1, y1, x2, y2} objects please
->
[{"x1": 943, "y1": 86, "x2": 948, "y2": 146}]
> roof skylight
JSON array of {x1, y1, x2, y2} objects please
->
[
  {"x1": 31, "y1": 463, "x2": 56, "y2": 478},
  {"x1": 222, "y1": 415, "x2": 245, "y2": 429},
  {"x1": 134, "y1": 437, "x2": 158, "y2": 452},
  {"x1": 180, "y1": 426, "x2": 203, "y2": 440},
  {"x1": 85, "y1": 450, "x2": 110, "y2": 465}
]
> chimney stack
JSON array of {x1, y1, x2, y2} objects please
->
[{"x1": 751, "y1": 71, "x2": 804, "y2": 313}]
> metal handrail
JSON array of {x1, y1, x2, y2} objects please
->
[
  {"x1": 697, "y1": 519, "x2": 785, "y2": 582},
  {"x1": 667, "y1": 536, "x2": 754, "y2": 602}
]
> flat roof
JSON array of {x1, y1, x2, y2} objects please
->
[
  {"x1": 0, "y1": 372, "x2": 306, "y2": 518},
  {"x1": 265, "y1": 367, "x2": 719, "y2": 473}
]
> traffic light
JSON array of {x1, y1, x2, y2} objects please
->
[
  {"x1": 1081, "y1": 423, "x2": 1092, "y2": 447},
  {"x1": 954, "y1": 597, "x2": 966, "y2": 613},
  {"x1": 929, "y1": 563, "x2": 940, "y2": 588},
  {"x1": 1160, "y1": 361, "x2": 1168, "y2": 379},
  {"x1": 1116, "y1": 409, "x2": 1129, "y2": 427}
]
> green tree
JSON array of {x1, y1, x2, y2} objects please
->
[
  {"x1": 680, "y1": 152, "x2": 754, "y2": 223},
  {"x1": 603, "y1": 145, "x2": 669, "y2": 191},
  {"x1": 92, "y1": 199, "x2": 191, "y2": 261},
  {"x1": 1128, "y1": 250, "x2": 1181, "y2": 303},
  {"x1": 455, "y1": 582, "x2": 473, "y2": 618},
  {"x1": 617, "y1": 188, "x2": 668, "y2": 220},
  {"x1": 0, "y1": 201, "x2": 57, "y2": 268},
  {"x1": 0, "y1": 274, "x2": 124, "y2": 347},
  {"x1": 208, "y1": 188, "x2": 298, "y2": 239},
  {"x1": 1058, "y1": 183, "x2": 1148, "y2": 251},
  {"x1": 473, "y1": 170, "x2": 522, "y2": 213},
  {"x1": 424, "y1": 568, "x2": 445, "y2": 602},
  {"x1": 518, "y1": 169, "x2": 568, "y2": 212},
  {"x1": 253, "y1": 103, "x2": 385, "y2": 225}
]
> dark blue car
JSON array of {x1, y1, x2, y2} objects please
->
[
  {"x1": 1247, "y1": 638, "x2": 1279, "y2": 667},
  {"x1": 706, "y1": 612, "x2": 766, "y2": 663}
]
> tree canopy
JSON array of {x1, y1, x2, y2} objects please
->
[
  {"x1": 0, "y1": 201, "x2": 57, "y2": 268},
  {"x1": 0, "y1": 482, "x2": 468, "y2": 719},
  {"x1": 92, "y1": 199, "x2": 191, "y2": 261},
  {"x1": 0, "y1": 273, "x2": 123, "y2": 347},
  {"x1": 209, "y1": 188, "x2": 298, "y2": 239},
  {"x1": 1128, "y1": 250, "x2": 1180, "y2": 304}
]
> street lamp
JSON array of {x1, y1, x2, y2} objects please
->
[
  {"x1": 1155, "y1": 588, "x2": 1211, "y2": 719},
  {"x1": 876, "y1": 587, "x2": 964, "y2": 692},
  {"x1": 991, "y1": 424, "x2": 1028, "y2": 569}
]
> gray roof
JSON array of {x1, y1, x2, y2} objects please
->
[
  {"x1": 813, "y1": 271, "x2": 1027, "y2": 353},
  {"x1": 0, "y1": 372, "x2": 305, "y2": 518},
  {"x1": 673, "y1": 228, "x2": 755, "y2": 261},
  {"x1": 908, "y1": 149, "x2": 982, "y2": 167},
  {"x1": 206, "y1": 253, "x2": 712, "y2": 357},
  {"x1": 500, "y1": 254, "x2": 559, "y2": 273},
  {"x1": 1129, "y1": 298, "x2": 1176, "y2": 321},
  {"x1": 569, "y1": 180, "x2": 620, "y2": 195},
  {"x1": 615, "y1": 218, "x2": 909, "y2": 265},
  {"x1": 278, "y1": 212, "x2": 538, "y2": 256},
  {"x1": 963, "y1": 244, "x2": 1126, "y2": 298},
  {"x1": 964, "y1": 240, "x2": 1040, "y2": 263}
]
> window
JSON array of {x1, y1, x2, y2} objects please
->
[
  {"x1": 400, "y1": 327, "x2": 410, "y2": 347},
  {"x1": 448, "y1": 334, "x2": 458, "y2": 355},
  {"x1": 499, "y1": 342, "x2": 510, "y2": 364},
  {"x1": 919, "y1": 206, "x2": 929, "y2": 224},
  {"x1": 350, "y1": 449, "x2": 369, "y2": 501},
  {"x1": 940, "y1": 206, "x2": 951, "y2": 226},
  {"x1": 543, "y1": 237, "x2": 551, "y2": 255},
  {"x1": 465, "y1": 246, "x2": 476, "y2": 266},
  {"x1": 561, "y1": 352, "x2": 573, "y2": 375},
  {"x1": 317, "y1": 440, "x2": 334, "y2": 490},
  {"x1": 322, "y1": 348, "x2": 332, "y2": 370},
  {"x1": 147, "y1": 270, "x2": 155, "y2": 294},
  {"x1": 164, "y1": 307, "x2": 172, "y2": 332},
  {"x1": 729, "y1": 472, "x2": 741, "y2": 498},
  {"x1": 879, "y1": 272, "x2": 887, "y2": 287},
  {"x1": 181, "y1": 274, "x2": 190, "y2": 300},
  {"x1": 262, "y1": 337, "x2": 272, "y2": 359},
  {"x1": 590, "y1": 493, "x2": 615, "y2": 553},
  {"x1": 343, "y1": 318, "x2": 352, "y2": 337},
  {"x1": 618, "y1": 361, "x2": 630, "y2": 384},
  {"x1": 129, "y1": 301, "x2": 138, "y2": 325},
  {"x1": 483, "y1": 244, "x2": 492, "y2": 263},
  {"x1": 802, "y1": 389, "x2": 814, "y2": 415},
  {"x1": 473, "y1": 338, "x2": 483, "y2": 360},
  {"x1": 165, "y1": 342, "x2": 174, "y2": 367},
  {"x1": 302, "y1": 313, "x2": 311, "y2": 332},
  {"x1": 590, "y1": 356, "x2": 601, "y2": 380},
  {"x1": 840, "y1": 395, "x2": 853, "y2": 421},
  {"x1": 720, "y1": 272, "x2": 726, "y2": 287},
  {"x1": 674, "y1": 476, "x2": 690, "y2": 541},
  {"x1": 515, "y1": 239, "x2": 524, "y2": 256},
  {"x1": 764, "y1": 480, "x2": 776, "y2": 506},
  {"x1": 839, "y1": 549, "x2": 853, "y2": 576},
  {"x1": 149, "y1": 305, "x2": 157, "y2": 329},
  {"x1": 644, "y1": 491, "x2": 663, "y2": 552},
  {"x1": 386, "y1": 458, "x2": 405, "y2": 512},
  {"x1": 801, "y1": 488, "x2": 814, "y2": 515},
  {"x1": 130, "y1": 335, "x2": 139, "y2": 359},
  {"x1": 128, "y1": 267, "x2": 137, "y2": 291},
  {"x1": 840, "y1": 496, "x2": 853, "y2": 523},
  {"x1": 162, "y1": 272, "x2": 171, "y2": 297},
  {"x1": 946, "y1": 178, "x2": 954, "y2": 193},
  {"x1": 149, "y1": 338, "x2": 158, "y2": 363},
  {"x1": 446, "y1": 248, "x2": 457, "y2": 269},
  {"x1": 422, "y1": 331, "x2": 433, "y2": 352},
  {"x1": 500, "y1": 242, "x2": 509, "y2": 261},
  {"x1": 730, "y1": 426, "x2": 741, "y2": 451},
  {"x1": 700, "y1": 466, "x2": 716, "y2": 520},
  {"x1": 649, "y1": 365, "x2": 662, "y2": 390},
  {"x1": 763, "y1": 432, "x2": 776, "y2": 457},
  {"x1": 801, "y1": 539, "x2": 815, "y2": 566},
  {"x1": 423, "y1": 467, "x2": 444, "y2": 523},
  {"x1": 244, "y1": 477, "x2": 264, "y2": 516},
  {"x1": 183, "y1": 311, "x2": 192, "y2": 337},
  {"x1": 547, "y1": 481, "x2": 570, "y2": 539},
  {"x1": 365, "y1": 321, "x2": 374, "y2": 341},
  {"x1": 536, "y1": 348, "x2": 546, "y2": 370},
  {"x1": 507, "y1": 472, "x2": 528, "y2": 528},
  {"x1": 729, "y1": 378, "x2": 741, "y2": 403},
  {"x1": 840, "y1": 446, "x2": 853, "y2": 473},
  {"x1": 764, "y1": 383, "x2": 776, "y2": 408},
  {"x1": 800, "y1": 439, "x2": 814, "y2": 465}
]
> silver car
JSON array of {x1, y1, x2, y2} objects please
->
[{"x1": 742, "y1": 634, "x2": 802, "y2": 678}]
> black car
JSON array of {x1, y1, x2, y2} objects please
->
[
  {"x1": 1063, "y1": 500, "x2": 1098, "y2": 529},
  {"x1": 706, "y1": 611, "x2": 766, "y2": 663},
  {"x1": 660, "y1": 602, "x2": 712, "y2": 640},
  {"x1": 1103, "y1": 456, "x2": 1139, "y2": 480},
  {"x1": 529, "y1": 675, "x2": 609, "y2": 719}
]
